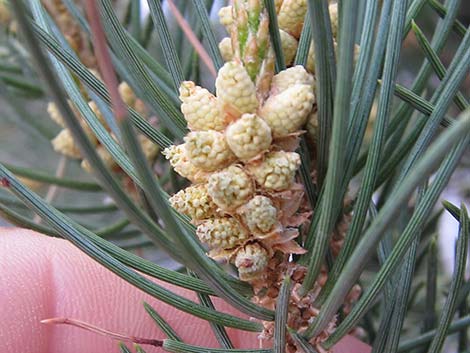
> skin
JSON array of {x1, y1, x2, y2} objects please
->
[{"x1": 0, "y1": 228, "x2": 371, "y2": 353}]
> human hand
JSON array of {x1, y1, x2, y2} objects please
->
[{"x1": 0, "y1": 228, "x2": 371, "y2": 353}]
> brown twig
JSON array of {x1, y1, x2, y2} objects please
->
[
  {"x1": 41, "y1": 317, "x2": 163, "y2": 347},
  {"x1": 83, "y1": 0, "x2": 127, "y2": 122},
  {"x1": 166, "y1": 0, "x2": 217, "y2": 78}
]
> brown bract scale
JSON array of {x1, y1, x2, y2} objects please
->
[{"x1": 250, "y1": 258, "x2": 337, "y2": 353}]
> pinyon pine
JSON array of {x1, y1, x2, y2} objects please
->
[{"x1": 0, "y1": 0, "x2": 469, "y2": 353}]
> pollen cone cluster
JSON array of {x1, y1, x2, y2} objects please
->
[
  {"x1": 218, "y1": 0, "x2": 361, "y2": 145},
  {"x1": 218, "y1": 1, "x2": 341, "y2": 74},
  {"x1": 168, "y1": 1, "x2": 363, "y2": 351},
  {"x1": 166, "y1": 61, "x2": 315, "y2": 282},
  {"x1": 0, "y1": 0, "x2": 12, "y2": 30},
  {"x1": 217, "y1": 1, "x2": 343, "y2": 149},
  {"x1": 42, "y1": 0, "x2": 96, "y2": 68},
  {"x1": 44, "y1": 2, "x2": 160, "y2": 185},
  {"x1": 0, "y1": 0, "x2": 20, "y2": 34},
  {"x1": 48, "y1": 82, "x2": 158, "y2": 186},
  {"x1": 305, "y1": 3, "x2": 360, "y2": 76},
  {"x1": 166, "y1": 1, "x2": 316, "y2": 282}
]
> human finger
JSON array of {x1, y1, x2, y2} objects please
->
[{"x1": 0, "y1": 228, "x2": 370, "y2": 353}]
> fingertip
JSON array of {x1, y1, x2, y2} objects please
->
[
  {"x1": 0, "y1": 228, "x2": 53, "y2": 353},
  {"x1": 332, "y1": 335, "x2": 371, "y2": 353},
  {"x1": 0, "y1": 228, "x2": 371, "y2": 353},
  {"x1": 0, "y1": 228, "x2": 262, "y2": 352}
]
